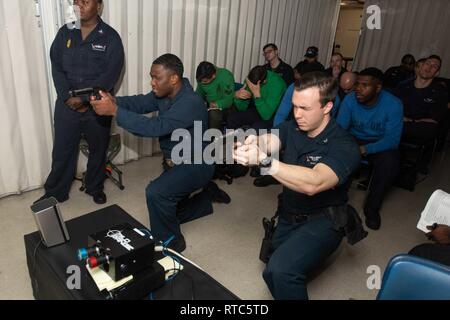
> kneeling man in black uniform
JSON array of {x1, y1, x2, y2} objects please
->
[{"x1": 234, "y1": 72, "x2": 361, "y2": 300}]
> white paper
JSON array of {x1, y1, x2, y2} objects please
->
[
  {"x1": 417, "y1": 190, "x2": 450, "y2": 233},
  {"x1": 86, "y1": 265, "x2": 133, "y2": 292}
]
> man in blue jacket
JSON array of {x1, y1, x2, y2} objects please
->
[
  {"x1": 91, "y1": 54, "x2": 225, "y2": 252},
  {"x1": 337, "y1": 68, "x2": 403, "y2": 230}
]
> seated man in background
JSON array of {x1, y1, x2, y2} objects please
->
[
  {"x1": 228, "y1": 66, "x2": 286, "y2": 130},
  {"x1": 233, "y1": 72, "x2": 361, "y2": 300},
  {"x1": 325, "y1": 52, "x2": 347, "y2": 80},
  {"x1": 395, "y1": 55, "x2": 448, "y2": 174},
  {"x1": 337, "y1": 68, "x2": 404, "y2": 231},
  {"x1": 339, "y1": 71, "x2": 357, "y2": 100},
  {"x1": 263, "y1": 43, "x2": 294, "y2": 86},
  {"x1": 294, "y1": 46, "x2": 325, "y2": 77},
  {"x1": 196, "y1": 61, "x2": 236, "y2": 131},
  {"x1": 332, "y1": 71, "x2": 357, "y2": 118},
  {"x1": 410, "y1": 224, "x2": 450, "y2": 266},
  {"x1": 91, "y1": 54, "x2": 228, "y2": 253},
  {"x1": 384, "y1": 54, "x2": 416, "y2": 92}
]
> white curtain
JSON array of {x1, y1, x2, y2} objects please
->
[
  {"x1": 0, "y1": 0, "x2": 53, "y2": 199},
  {"x1": 353, "y1": 0, "x2": 450, "y2": 77}
]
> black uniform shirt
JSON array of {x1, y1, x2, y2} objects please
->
[
  {"x1": 276, "y1": 119, "x2": 361, "y2": 214},
  {"x1": 395, "y1": 79, "x2": 448, "y2": 123},
  {"x1": 265, "y1": 59, "x2": 295, "y2": 86},
  {"x1": 50, "y1": 17, "x2": 124, "y2": 103}
]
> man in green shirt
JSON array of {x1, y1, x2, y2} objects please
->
[
  {"x1": 228, "y1": 66, "x2": 286, "y2": 130},
  {"x1": 196, "y1": 61, "x2": 235, "y2": 130}
]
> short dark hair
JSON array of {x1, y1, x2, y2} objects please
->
[
  {"x1": 153, "y1": 54, "x2": 184, "y2": 78},
  {"x1": 263, "y1": 43, "x2": 278, "y2": 52},
  {"x1": 248, "y1": 66, "x2": 267, "y2": 85},
  {"x1": 294, "y1": 62, "x2": 325, "y2": 77},
  {"x1": 196, "y1": 61, "x2": 216, "y2": 82},
  {"x1": 359, "y1": 67, "x2": 384, "y2": 84},
  {"x1": 416, "y1": 58, "x2": 427, "y2": 66},
  {"x1": 401, "y1": 54, "x2": 415, "y2": 65},
  {"x1": 427, "y1": 55, "x2": 442, "y2": 70},
  {"x1": 294, "y1": 72, "x2": 338, "y2": 107}
]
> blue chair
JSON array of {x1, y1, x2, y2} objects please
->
[{"x1": 377, "y1": 254, "x2": 450, "y2": 300}]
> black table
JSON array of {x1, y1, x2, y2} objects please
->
[{"x1": 24, "y1": 205, "x2": 239, "y2": 300}]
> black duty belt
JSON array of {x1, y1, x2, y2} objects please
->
[{"x1": 280, "y1": 209, "x2": 330, "y2": 224}]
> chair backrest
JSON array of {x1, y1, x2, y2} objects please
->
[
  {"x1": 234, "y1": 83, "x2": 244, "y2": 91},
  {"x1": 377, "y1": 254, "x2": 450, "y2": 300}
]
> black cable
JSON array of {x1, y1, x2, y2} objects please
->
[{"x1": 31, "y1": 240, "x2": 44, "y2": 293}]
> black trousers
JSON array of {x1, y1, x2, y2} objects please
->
[
  {"x1": 402, "y1": 122, "x2": 439, "y2": 173},
  {"x1": 409, "y1": 244, "x2": 450, "y2": 266},
  {"x1": 44, "y1": 100, "x2": 111, "y2": 202},
  {"x1": 227, "y1": 108, "x2": 273, "y2": 130},
  {"x1": 364, "y1": 150, "x2": 400, "y2": 220},
  {"x1": 208, "y1": 108, "x2": 233, "y2": 131}
]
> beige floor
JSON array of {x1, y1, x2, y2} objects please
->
[{"x1": 0, "y1": 148, "x2": 449, "y2": 300}]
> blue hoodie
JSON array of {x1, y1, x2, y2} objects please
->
[{"x1": 336, "y1": 90, "x2": 404, "y2": 155}]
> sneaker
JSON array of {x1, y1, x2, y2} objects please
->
[
  {"x1": 167, "y1": 235, "x2": 186, "y2": 253},
  {"x1": 205, "y1": 182, "x2": 231, "y2": 204},
  {"x1": 253, "y1": 175, "x2": 280, "y2": 188},
  {"x1": 250, "y1": 167, "x2": 261, "y2": 178},
  {"x1": 92, "y1": 191, "x2": 107, "y2": 205},
  {"x1": 227, "y1": 165, "x2": 249, "y2": 179},
  {"x1": 365, "y1": 216, "x2": 381, "y2": 231}
]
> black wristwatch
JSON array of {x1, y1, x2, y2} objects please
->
[{"x1": 259, "y1": 156, "x2": 273, "y2": 168}]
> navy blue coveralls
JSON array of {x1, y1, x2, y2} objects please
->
[
  {"x1": 115, "y1": 79, "x2": 215, "y2": 245},
  {"x1": 44, "y1": 18, "x2": 124, "y2": 202},
  {"x1": 263, "y1": 119, "x2": 361, "y2": 300}
]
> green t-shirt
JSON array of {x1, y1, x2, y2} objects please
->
[
  {"x1": 196, "y1": 68, "x2": 235, "y2": 110},
  {"x1": 234, "y1": 70, "x2": 287, "y2": 121}
]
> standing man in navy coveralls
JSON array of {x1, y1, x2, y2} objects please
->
[
  {"x1": 37, "y1": 0, "x2": 124, "y2": 205},
  {"x1": 91, "y1": 54, "x2": 220, "y2": 253}
]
